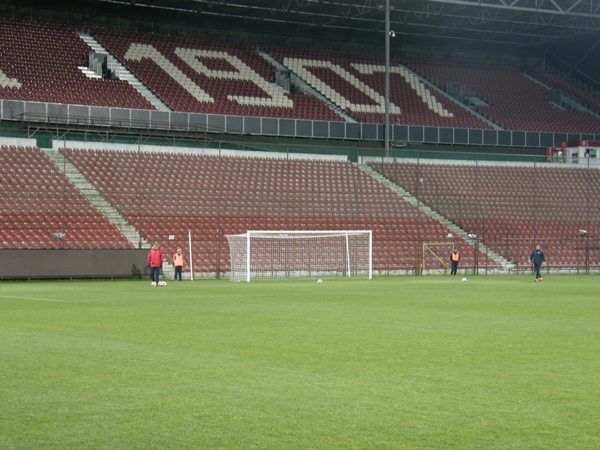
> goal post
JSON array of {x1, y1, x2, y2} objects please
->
[{"x1": 226, "y1": 230, "x2": 372, "y2": 282}]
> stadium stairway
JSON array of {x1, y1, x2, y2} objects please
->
[
  {"x1": 358, "y1": 164, "x2": 515, "y2": 271},
  {"x1": 77, "y1": 31, "x2": 170, "y2": 112},
  {"x1": 396, "y1": 63, "x2": 502, "y2": 130},
  {"x1": 42, "y1": 149, "x2": 151, "y2": 250},
  {"x1": 44, "y1": 148, "x2": 177, "y2": 276},
  {"x1": 523, "y1": 73, "x2": 600, "y2": 119},
  {"x1": 259, "y1": 50, "x2": 357, "y2": 123}
]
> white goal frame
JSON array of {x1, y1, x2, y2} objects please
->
[{"x1": 226, "y1": 230, "x2": 372, "y2": 282}]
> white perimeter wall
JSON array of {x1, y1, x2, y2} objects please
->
[
  {"x1": 51, "y1": 140, "x2": 348, "y2": 161},
  {"x1": 359, "y1": 155, "x2": 600, "y2": 170},
  {"x1": 0, "y1": 137, "x2": 38, "y2": 147}
]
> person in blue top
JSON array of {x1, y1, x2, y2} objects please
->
[{"x1": 529, "y1": 245, "x2": 546, "y2": 282}]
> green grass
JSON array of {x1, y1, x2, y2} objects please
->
[{"x1": 1, "y1": 275, "x2": 599, "y2": 449}]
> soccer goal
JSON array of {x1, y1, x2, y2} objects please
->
[{"x1": 226, "y1": 230, "x2": 372, "y2": 282}]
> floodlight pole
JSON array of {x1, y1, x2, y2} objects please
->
[{"x1": 384, "y1": 0, "x2": 391, "y2": 157}]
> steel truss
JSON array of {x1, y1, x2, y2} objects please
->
[
  {"x1": 100, "y1": 0, "x2": 600, "y2": 46},
  {"x1": 427, "y1": 0, "x2": 600, "y2": 18}
]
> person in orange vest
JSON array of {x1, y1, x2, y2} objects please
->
[
  {"x1": 450, "y1": 247, "x2": 460, "y2": 275},
  {"x1": 147, "y1": 242, "x2": 164, "y2": 286},
  {"x1": 173, "y1": 248, "x2": 185, "y2": 281}
]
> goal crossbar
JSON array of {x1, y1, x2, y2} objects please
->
[{"x1": 226, "y1": 230, "x2": 372, "y2": 282}]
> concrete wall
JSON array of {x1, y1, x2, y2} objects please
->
[{"x1": 0, "y1": 249, "x2": 149, "y2": 279}]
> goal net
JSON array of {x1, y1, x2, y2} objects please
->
[{"x1": 226, "y1": 230, "x2": 372, "y2": 282}]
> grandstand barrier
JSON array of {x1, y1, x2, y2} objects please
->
[
  {"x1": 0, "y1": 249, "x2": 149, "y2": 279},
  {"x1": 3, "y1": 99, "x2": 600, "y2": 146}
]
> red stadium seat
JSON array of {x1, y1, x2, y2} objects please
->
[
  {"x1": 0, "y1": 146, "x2": 133, "y2": 249},
  {"x1": 60, "y1": 148, "x2": 497, "y2": 272}
]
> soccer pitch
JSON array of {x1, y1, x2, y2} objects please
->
[{"x1": 1, "y1": 276, "x2": 599, "y2": 448}]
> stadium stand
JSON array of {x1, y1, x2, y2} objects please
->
[
  {"x1": 0, "y1": 19, "x2": 153, "y2": 109},
  {"x1": 403, "y1": 57, "x2": 600, "y2": 134},
  {"x1": 60, "y1": 148, "x2": 498, "y2": 273},
  {"x1": 369, "y1": 160, "x2": 600, "y2": 268},
  {"x1": 1, "y1": 17, "x2": 598, "y2": 135},
  {"x1": 91, "y1": 29, "x2": 343, "y2": 120},
  {"x1": 269, "y1": 47, "x2": 491, "y2": 128},
  {"x1": 528, "y1": 67, "x2": 600, "y2": 113},
  {"x1": 0, "y1": 146, "x2": 133, "y2": 249}
]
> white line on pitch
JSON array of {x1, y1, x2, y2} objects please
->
[{"x1": 0, "y1": 296, "x2": 66, "y2": 303}]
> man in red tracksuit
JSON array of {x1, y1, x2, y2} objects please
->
[{"x1": 147, "y1": 242, "x2": 164, "y2": 285}]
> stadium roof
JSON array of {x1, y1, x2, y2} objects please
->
[{"x1": 95, "y1": 0, "x2": 600, "y2": 47}]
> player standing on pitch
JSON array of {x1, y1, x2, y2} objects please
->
[
  {"x1": 529, "y1": 245, "x2": 546, "y2": 282},
  {"x1": 147, "y1": 242, "x2": 164, "y2": 286}
]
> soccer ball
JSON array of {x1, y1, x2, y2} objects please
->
[
  {"x1": 158, "y1": 281, "x2": 167, "y2": 287},
  {"x1": 151, "y1": 281, "x2": 157, "y2": 287},
  {"x1": 317, "y1": 279, "x2": 323, "y2": 284},
  {"x1": 461, "y1": 277, "x2": 468, "y2": 283}
]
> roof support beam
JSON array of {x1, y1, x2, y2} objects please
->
[
  {"x1": 425, "y1": 0, "x2": 600, "y2": 19},
  {"x1": 96, "y1": 0, "x2": 600, "y2": 47}
]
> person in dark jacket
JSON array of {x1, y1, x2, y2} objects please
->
[
  {"x1": 147, "y1": 242, "x2": 164, "y2": 286},
  {"x1": 450, "y1": 248, "x2": 460, "y2": 275},
  {"x1": 529, "y1": 245, "x2": 546, "y2": 282}
]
